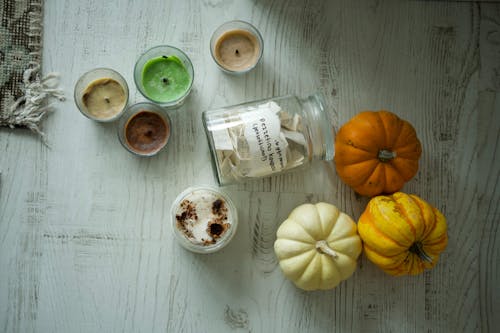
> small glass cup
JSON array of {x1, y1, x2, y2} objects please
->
[
  {"x1": 171, "y1": 186, "x2": 238, "y2": 254},
  {"x1": 74, "y1": 68, "x2": 129, "y2": 122},
  {"x1": 210, "y1": 20, "x2": 264, "y2": 74},
  {"x1": 117, "y1": 102, "x2": 171, "y2": 157},
  {"x1": 134, "y1": 45, "x2": 194, "y2": 108}
]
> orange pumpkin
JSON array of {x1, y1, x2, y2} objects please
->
[{"x1": 335, "y1": 111, "x2": 422, "y2": 197}]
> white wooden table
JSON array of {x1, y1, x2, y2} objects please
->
[{"x1": 1, "y1": 1, "x2": 499, "y2": 332}]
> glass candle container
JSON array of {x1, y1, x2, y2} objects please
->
[
  {"x1": 210, "y1": 20, "x2": 263, "y2": 74},
  {"x1": 117, "y1": 102, "x2": 171, "y2": 157},
  {"x1": 74, "y1": 68, "x2": 129, "y2": 122},
  {"x1": 202, "y1": 92, "x2": 334, "y2": 185},
  {"x1": 134, "y1": 45, "x2": 194, "y2": 108},
  {"x1": 171, "y1": 186, "x2": 238, "y2": 254}
]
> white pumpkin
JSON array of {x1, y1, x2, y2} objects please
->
[{"x1": 274, "y1": 202, "x2": 362, "y2": 291}]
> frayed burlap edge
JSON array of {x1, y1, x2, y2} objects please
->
[{"x1": 0, "y1": 0, "x2": 65, "y2": 143}]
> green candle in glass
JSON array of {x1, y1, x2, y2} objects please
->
[{"x1": 135, "y1": 46, "x2": 194, "y2": 107}]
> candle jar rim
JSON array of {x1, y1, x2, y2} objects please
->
[
  {"x1": 210, "y1": 20, "x2": 264, "y2": 75},
  {"x1": 133, "y1": 45, "x2": 194, "y2": 108},
  {"x1": 170, "y1": 185, "x2": 239, "y2": 254},
  {"x1": 74, "y1": 67, "x2": 129, "y2": 122},
  {"x1": 117, "y1": 102, "x2": 172, "y2": 157}
]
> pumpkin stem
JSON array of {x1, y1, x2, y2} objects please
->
[
  {"x1": 378, "y1": 149, "x2": 396, "y2": 162},
  {"x1": 409, "y1": 242, "x2": 433, "y2": 263},
  {"x1": 316, "y1": 240, "x2": 339, "y2": 259}
]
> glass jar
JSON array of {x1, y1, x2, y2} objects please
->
[{"x1": 202, "y1": 92, "x2": 335, "y2": 185}]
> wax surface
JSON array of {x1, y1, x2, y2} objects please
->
[
  {"x1": 82, "y1": 78, "x2": 126, "y2": 119},
  {"x1": 214, "y1": 29, "x2": 260, "y2": 71},
  {"x1": 125, "y1": 111, "x2": 169, "y2": 154},
  {"x1": 141, "y1": 56, "x2": 191, "y2": 103},
  {"x1": 174, "y1": 189, "x2": 232, "y2": 246}
]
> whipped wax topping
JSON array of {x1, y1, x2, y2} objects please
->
[{"x1": 174, "y1": 189, "x2": 232, "y2": 246}]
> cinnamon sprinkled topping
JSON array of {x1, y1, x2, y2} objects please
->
[{"x1": 175, "y1": 195, "x2": 231, "y2": 246}]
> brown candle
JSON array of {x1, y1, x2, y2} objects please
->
[{"x1": 125, "y1": 110, "x2": 169, "y2": 155}]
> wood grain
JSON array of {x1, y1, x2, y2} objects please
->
[
  {"x1": 479, "y1": 4, "x2": 500, "y2": 333},
  {"x1": 0, "y1": 0, "x2": 497, "y2": 332}
]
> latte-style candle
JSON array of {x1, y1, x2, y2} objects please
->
[
  {"x1": 171, "y1": 186, "x2": 238, "y2": 254},
  {"x1": 210, "y1": 21, "x2": 263, "y2": 74}
]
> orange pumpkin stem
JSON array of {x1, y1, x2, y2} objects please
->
[
  {"x1": 316, "y1": 240, "x2": 339, "y2": 259},
  {"x1": 409, "y1": 242, "x2": 433, "y2": 263},
  {"x1": 378, "y1": 149, "x2": 396, "y2": 162}
]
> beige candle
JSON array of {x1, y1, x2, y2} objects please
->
[
  {"x1": 214, "y1": 29, "x2": 261, "y2": 72},
  {"x1": 82, "y1": 78, "x2": 126, "y2": 120},
  {"x1": 74, "y1": 68, "x2": 129, "y2": 122},
  {"x1": 211, "y1": 21, "x2": 263, "y2": 74}
]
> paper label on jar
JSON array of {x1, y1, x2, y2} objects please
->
[{"x1": 237, "y1": 106, "x2": 288, "y2": 177}]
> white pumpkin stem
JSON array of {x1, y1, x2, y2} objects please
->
[
  {"x1": 316, "y1": 240, "x2": 338, "y2": 259},
  {"x1": 378, "y1": 149, "x2": 396, "y2": 162}
]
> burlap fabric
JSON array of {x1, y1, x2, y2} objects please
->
[{"x1": 0, "y1": 0, "x2": 63, "y2": 140}]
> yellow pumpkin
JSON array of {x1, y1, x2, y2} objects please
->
[
  {"x1": 274, "y1": 203, "x2": 362, "y2": 290},
  {"x1": 358, "y1": 192, "x2": 448, "y2": 276}
]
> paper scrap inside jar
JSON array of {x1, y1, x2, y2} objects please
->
[
  {"x1": 175, "y1": 189, "x2": 232, "y2": 246},
  {"x1": 209, "y1": 101, "x2": 307, "y2": 182}
]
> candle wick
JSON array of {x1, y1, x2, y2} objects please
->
[
  {"x1": 235, "y1": 49, "x2": 240, "y2": 56},
  {"x1": 162, "y1": 78, "x2": 169, "y2": 85},
  {"x1": 104, "y1": 97, "x2": 110, "y2": 103}
]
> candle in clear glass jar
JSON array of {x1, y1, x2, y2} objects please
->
[
  {"x1": 141, "y1": 56, "x2": 191, "y2": 102},
  {"x1": 210, "y1": 21, "x2": 263, "y2": 74},
  {"x1": 74, "y1": 68, "x2": 129, "y2": 122},
  {"x1": 117, "y1": 102, "x2": 171, "y2": 157},
  {"x1": 134, "y1": 45, "x2": 194, "y2": 107},
  {"x1": 171, "y1": 186, "x2": 238, "y2": 254}
]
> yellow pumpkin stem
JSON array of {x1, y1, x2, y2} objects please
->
[
  {"x1": 316, "y1": 240, "x2": 338, "y2": 259},
  {"x1": 378, "y1": 149, "x2": 396, "y2": 162},
  {"x1": 409, "y1": 242, "x2": 433, "y2": 263}
]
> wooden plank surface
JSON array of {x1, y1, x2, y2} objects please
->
[
  {"x1": 0, "y1": 0, "x2": 497, "y2": 332},
  {"x1": 478, "y1": 3, "x2": 500, "y2": 333}
]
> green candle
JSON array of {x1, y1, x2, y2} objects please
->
[{"x1": 141, "y1": 55, "x2": 191, "y2": 103}]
